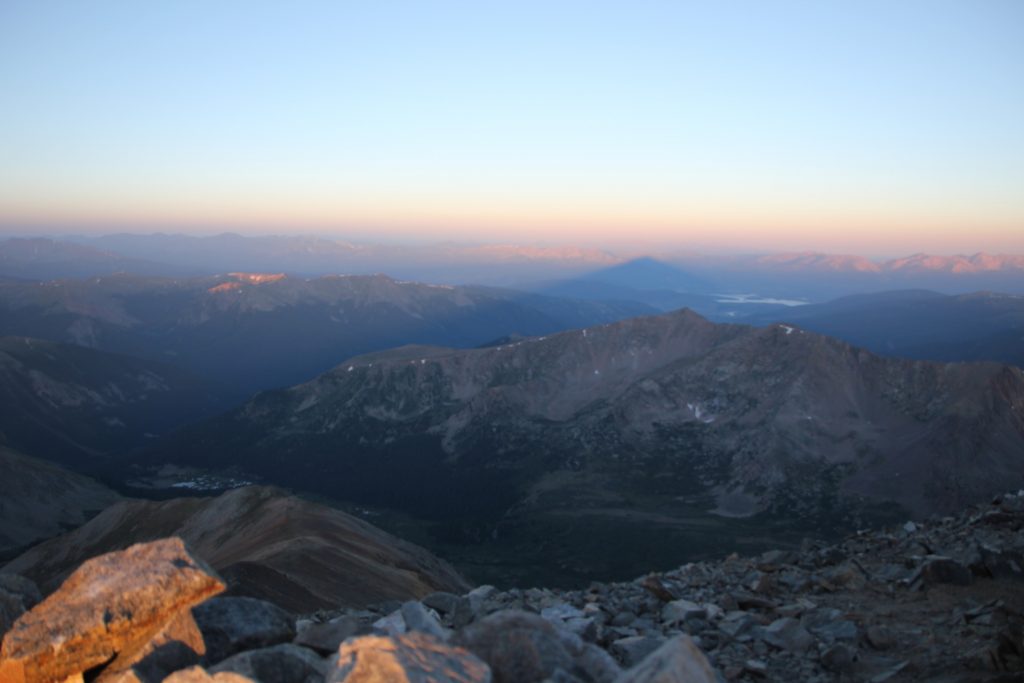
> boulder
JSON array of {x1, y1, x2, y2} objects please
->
[
  {"x1": 910, "y1": 556, "x2": 973, "y2": 588},
  {"x1": 761, "y1": 618, "x2": 813, "y2": 653},
  {"x1": 453, "y1": 610, "x2": 573, "y2": 683},
  {"x1": 0, "y1": 538, "x2": 224, "y2": 683},
  {"x1": 613, "y1": 635, "x2": 717, "y2": 683},
  {"x1": 422, "y1": 592, "x2": 474, "y2": 628},
  {"x1": 294, "y1": 615, "x2": 365, "y2": 654},
  {"x1": 609, "y1": 636, "x2": 666, "y2": 667},
  {"x1": 210, "y1": 643, "x2": 325, "y2": 683},
  {"x1": 329, "y1": 631, "x2": 491, "y2": 683},
  {"x1": 192, "y1": 596, "x2": 295, "y2": 665},
  {"x1": 401, "y1": 600, "x2": 449, "y2": 640},
  {"x1": 660, "y1": 599, "x2": 705, "y2": 625}
]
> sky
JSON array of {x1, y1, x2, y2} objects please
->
[{"x1": 1, "y1": 1, "x2": 1022, "y2": 255}]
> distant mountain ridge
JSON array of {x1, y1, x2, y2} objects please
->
[
  {"x1": 744, "y1": 290, "x2": 1024, "y2": 368},
  {"x1": 141, "y1": 308, "x2": 1024, "y2": 584},
  {"x1": 0, "y1": 272, "x2": 654, "y2": 403},
  {"x1": 4, "y1": 235, "x2": 1022, "y2": 296},
  {"x1": 0, "y1": 336, "x2": 221, "y2": 467}
]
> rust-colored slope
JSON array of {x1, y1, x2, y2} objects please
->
[{"x1": 3, "y1": 486, "x2": 468, "y2": 613}]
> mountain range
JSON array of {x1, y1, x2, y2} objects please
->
[
  {"x1": 745, "y1": 290, "x2": 1024, "y2": 368},
  {"x1": 4, "y1": 235, "x2": 1024, "y2": 298},
  {"x1": 0, "y1": 336, "x2": 220, "y2": 466},
  {"x1": 137, "y1": 308, "x2": 1024, "y2": 586},
  {"x1": 0, "y1": 272, "x2": 653, "y2": 404}
]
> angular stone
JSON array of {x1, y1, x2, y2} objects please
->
[
  {"x1": 541, "y1": 603, "x2": 585, "y2": 621},
  {"x1": 210, "y1": 643, "x2": 325, "y2": 683},
  {"x1": 453, "y1": 609, "x2": 572, "y2": 682},
  {"x1": 574, "y1": 643, "x2": 621, "y2": 683},
  {"x1": 294, "y1": 615, "x2": 365, "y2": 654},
  {"x1": 911, "y1": 556, "x2": 973, "y2": 588},
  {"x1": 661, "y1": 599, "x2": 705, "y2": 625},
  {"x1": 0, "y1": 538, "x2": 225, "y2": 683},
  {"x1": 98, "y1": 610, "x2": 207, "y2": 682},
  {"x1": 372, "y1": 609, "x2": 407, "y2": 636},
  {"x1": 761, "y1": 618, "x2": 813, "y2": 653},
  {"x1": 422, "y1": 592, "x2": 474, "y2": 628},
  {"x1": 821, "y1": 643, "x2": 857, "y2": 672},
  {"x1": 329, "y1": 631, "x2": 491, "y2": 683},
  {"x1": 193, "y1": 596, "x2": 295, "y2": 665},
  {"x1": 865, "y1": 625, "x2": 895, "y2": 650},
  {"x1": 467, "y1": 585, "x2": 497, "y2": 616},
  {"x1": 613, "y1": 635, "x2": 717, "y2": 683},
  {"x1": 401, "y1": 600, "x2": 448, "y2": 640},
  {"x1": 610, "y1": 636, "x2": 665, "y2": 667}
]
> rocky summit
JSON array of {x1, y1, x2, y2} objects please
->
[{"x1": 2, "y1": 490, "x2": 1022, "y2": 682}]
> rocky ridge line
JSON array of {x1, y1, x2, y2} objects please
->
[{"x1": 2, "y1": 492, "x2": 1023, "y2": 682}]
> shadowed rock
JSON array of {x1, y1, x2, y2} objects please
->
[
  {"x1": 0, "y1": 538, "x2": 224, "y2": 683},
  {"x1": 329, "y1": 631, "x2": 491, "y2": 683},
  {"x1": 452, "y1": 610, "x2": 572, "y2": 683},
  {"x1": 209, "y1": 643, "x2": 324, "y2": 683},
  {"x1": 192, "y1": 597, "x2": 295, "y2": 665},
  {"x1": 614, "y1": 636, "x2": 717, "y2": 683}
]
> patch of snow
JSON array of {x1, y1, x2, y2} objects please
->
[
  {"x1": 779, "y1": 325, "x2": 795, "y2": 335},
  {"x1": 347, "y1": 366, "x2": 354, "y2": 372}
]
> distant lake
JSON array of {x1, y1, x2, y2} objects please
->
[{"x1": 715, "y1": 294, "x2": 809, "y2": 306}]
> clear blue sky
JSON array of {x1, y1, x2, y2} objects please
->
[{"x1": 1, "y1": 1, "x2": 1022, "y2": 254}]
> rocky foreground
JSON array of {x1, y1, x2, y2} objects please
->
[{"x1": 2, "y1": 492, "x2": 1023, "y2": 683}]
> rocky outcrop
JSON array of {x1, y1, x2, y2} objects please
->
[
  {"x1": 0, "y1": 538, "x2": 224, "y2": 683},
  {"x1": 2, "y1": 492, "x2": 1022, "y2": 682},
  {"x1": 3, "y1": 486, "x2": 469, "y2": 613}
]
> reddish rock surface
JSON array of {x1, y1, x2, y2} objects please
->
[{"x1": 0, "y1": 538, "x2": 224, "y2": 683}]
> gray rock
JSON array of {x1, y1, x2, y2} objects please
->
[
  {"x1": 762, "y1": 618, "x2": 813, "y2": 653},
  {"x1": 210, "y1": 643, "x2": 324, "y2": 683},
  {"x1": 717, "y1": 612, "x2": 757, "y2": 640},
  {"x1": 453, "y1": 610, "x2": 573, "y2": 683},
  {"x1": 611, "y1": 612, "x2": 637, "y2": 627},
  {"x1": 562, "y1": 617, "x2": 598, "y2": 642},
  {"x1": 372, "y1": 609, "x2": 407, "y2": 636},
  {"x1": 613, "y1": 635, "x2": 718, "y2": 683},
  {"x1": 743, "y1": 659, "x2": 768, "y2": 677},
  {"x1": 329, "y1": 632, "x2": 491, "y2": 683},
  {"x1": 821, "y1": 643, "x2": 857, "y2": 672},
  {"x1": 609, "y1": 636, "x2": 666, "y2": 667},
  {"x1": 910, "y1": 556, "x2": 972, "y2": 588},
  {"x1": 401, "y1": 600, "x2": 449, "y2": 640},
  {"x1": 467, "y1": 585, "x2": 498, "y2": 616},
  {"x1": 809, "y1": 619, "x2": 858, "y2": 643},
  {"x1": 865, "y1": 625, "x2": 896, "y2": 650},
  {"x1": 294, "y1": 616, "x2": 365, "y2": 654},
  {"x1": 542, "y1": 603, "x2": 585, "y2": 621},
  {"x1": 574, "y1": 643, "x2": 622, "y2": 683},
  {"x1": 660, "y1": 599, "x2": 705, "y2": 625},
  {"x1": 192, "y1": 597, "x2": 296, "y2": 666},
  {"x1": 423, "y1": 592, "x2": 474, "y2": 628}
]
